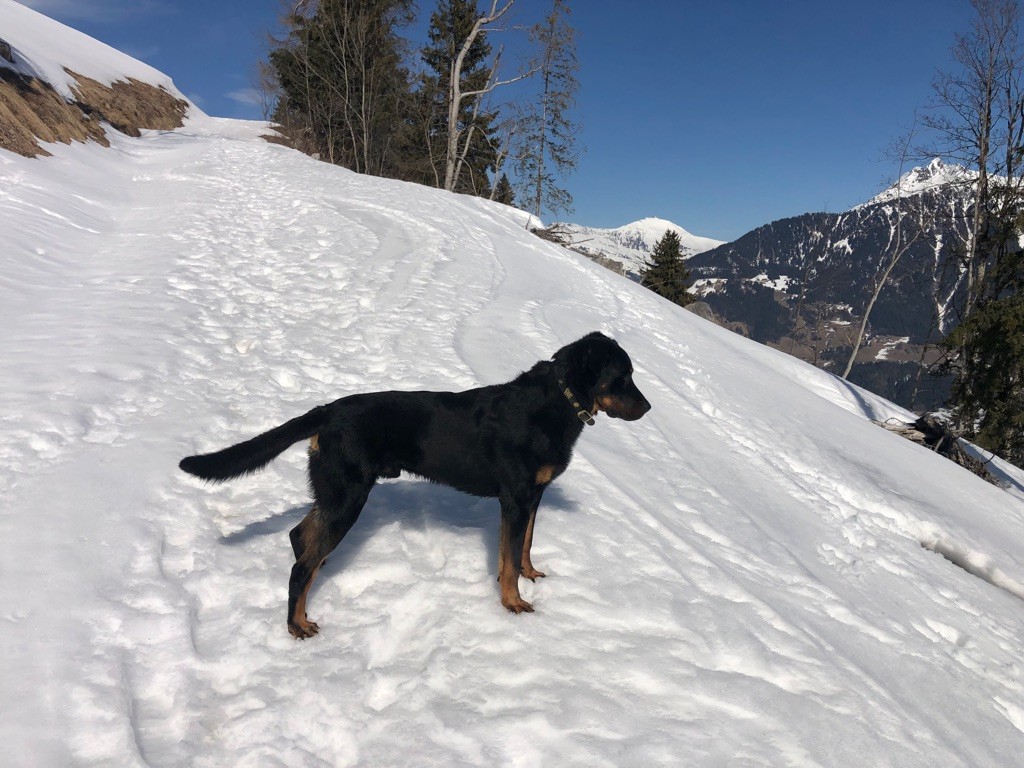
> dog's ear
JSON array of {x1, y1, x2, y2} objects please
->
[{"x1": 553, "y1": 333, "x2": 613, "y2": 395}]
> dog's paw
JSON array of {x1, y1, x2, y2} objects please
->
[
  {"x1": 503, "y1": 597, "x2": 535, "y2": 614},
  {"x1": 521, "y1": 566, "x2": 547, "y2": 581},
  {"x1": 288, "y1": 617, "x2": 321, "y2": 639}
]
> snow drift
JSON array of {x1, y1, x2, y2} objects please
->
[{"x1": 3, "y1": 4, "x2": 1024, "y2": 766}]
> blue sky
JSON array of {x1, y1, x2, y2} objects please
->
[{"x1": 18, "y1": 0, "x2": 974, "y2": 240}]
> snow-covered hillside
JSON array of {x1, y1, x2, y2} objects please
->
[
  {"x1": 551, "y1": 216, "x2": 724, "y2": 276},
  {"x1": 4, "y1": 7, "x2": 1024, "y2": 766}
]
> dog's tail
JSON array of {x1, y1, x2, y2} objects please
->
[{"x1": 179, "y1": 405, "x2": 329, "y2": 482}]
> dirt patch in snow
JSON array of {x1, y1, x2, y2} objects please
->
[{"x1": 0, "y1": 66, "x2": 188, "y2": 157}]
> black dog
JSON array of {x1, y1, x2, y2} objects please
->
[{"x1": 179, "y1": 332, "x2": 651, "y2": 638}]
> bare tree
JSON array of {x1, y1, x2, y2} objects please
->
[
  {"x1": 919, "y1": 0, "x2": 1024, "y2": 458},
  {"x1": 441, "y1": 0, "x2": 536, "y2": 191},
  {"x1": 923, "y1": 0, "x2": 1022, "y2": 318},
  {"x1": 842, "y1": 120, "x2": 932, "y2": 379},
  {"x1": 487, "y1": 109, "x2": 524, "y2": 200}
]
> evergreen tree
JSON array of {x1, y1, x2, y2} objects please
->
[
  {"x1": 493, "y1": 173, "x2": 514, "y2": 205},
  {"x1": 268, "y1": 0, "x2": 414, "y2": 176},
  {"x1": 641, "y1": 230, "x2": 696, "y2": 307},
  {"x1": 925, "y1": 0, "x2": 1024, "y2": 465},
  {"x1": 516, "y1": 0, "x2": 580, "y2": 217},
  {"x1": 941, "y1": 204, "x2": 1024, "y2": 464},
  {"x1": 945, "y1": 293, "x2": 1024, "y2": 464}
]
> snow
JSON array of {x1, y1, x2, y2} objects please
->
[
  {"x1": 3, "y1": 14, "x2": 1024, "y2": 766},
  {"x1": 0, "y1": 0, "x2": 187, "y2": 102},
  {"x1": 692, "y1": 277, "x2": 727, "y2": 295},
  {"x1": 750, "y1": 273, "x2": 792, "y2": 292},
  {"x1": 612, "y1": 216, "x2": 726, "y2": 254},
  {"x1": 860, "y1": 158, "x2": 975, "y2": 208},
  {"x1": 875, "y1": 336, "x2": 912, "y2": 361},
  {"x1": 551, "y1": 216, "x2": 724, "y2": 275},
  {"x1": 833, "y1": 236, "x2": 853, "y2": 255}
]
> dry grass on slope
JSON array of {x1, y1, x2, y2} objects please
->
[{"x1": 0, "y1": 64, "x2": 188, "y2": 157}]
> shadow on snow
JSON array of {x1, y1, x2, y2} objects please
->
[{"x1": 219, "y1": 477, "x2": 579, "y2": 589}]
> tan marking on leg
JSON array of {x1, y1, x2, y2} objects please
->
[
  {"x1": 535, "y1": 464, "x2": 556, "y2": 485},
  {"x1": 308, "y1": 434, "x2": 320, "y2": 454},
  {"x1": 290, "y1": 560, "x2": 323, "y2": 639},
  {"x1": 498, "y1": 523, "x2": 533, "y2": 614},
  {"x1": 497, "y1": 517, "x2": 508, "y2": 581},
  {"x1": 499, "y1": 563, "x2": 532, "y2": 613},
  {"x1": 496, "y1": 519, "x2": 509, "y2": 586}
]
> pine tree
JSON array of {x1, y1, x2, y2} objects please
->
[
  {"x1": 925, "y1": 0, "x2": 1024, "y2": 465},
  {"x1": 268, "y1": 0, "x2": 414, "y2": 176},
  {"x1": 515, "y1": 0, "x2": 580, "y2": 217},
  {"x1": 945, "y1": 294, "x2": 1024, "y2": 464},
  {"x1": 493, "y1": 173, "x2": 514, "y2": 205},
  {"x1": 941, "y1": 206, "x2": 1024, "y2": 464},
  {"x1": 640, "y1": 230, "x2": 696, "y2": 307}
]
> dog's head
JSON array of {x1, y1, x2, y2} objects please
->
[{"x1": 553, "y1": 332, "x2": 651, "y2": 421}]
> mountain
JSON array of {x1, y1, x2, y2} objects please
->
[
  {"x1": 550, "y1": 216, "x2": 724, "y2": 276},
  {"x1": 5, "y1": 4, "x2": 1024, "y2": 766},
  {"x1": 685, "y1": 160, "x2": 978, "y2": 410}
]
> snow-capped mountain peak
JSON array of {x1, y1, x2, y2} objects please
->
[
  {"x1": 551, "y1": 216, "x2": 725, "y2": 276},
  {"x1": 612, "y1": 216, "x2": 725, "y2": 252},
  {"x1": 860, "y1": 157, "x2": 975, "y2": 208}
]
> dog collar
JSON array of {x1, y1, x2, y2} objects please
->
[{"x1": 558, "y1": 379, "x2": 596, "y2": 426}]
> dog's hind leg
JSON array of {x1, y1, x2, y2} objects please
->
[
  {"x1": 289, "y1": 507, "x2": 317, "y2": 561},
  {"x1": 287, "y1": 457, "x2": 373, "y2": 639}
]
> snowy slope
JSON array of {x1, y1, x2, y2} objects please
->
[
  {"x1": 551, "y1": 216, "x2": 725, "y2": 276},
  {"x1": 3, "y1": 12, "x2": 1024, "y2": 765},
  {"x1": 3, "y1": 116, "x2": 1024, "y2": 767}
]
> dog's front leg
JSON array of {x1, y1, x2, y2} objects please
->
[{"x1": 497, "y1": 488, "x2": 534, "y2": 613}]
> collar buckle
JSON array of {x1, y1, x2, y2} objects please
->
[
  {"x1": 577, "y1": 409, "x2": 596, "y2": 426},
  {"x1": 560, "y1": 382, "x2": 596, "y2": 426}
]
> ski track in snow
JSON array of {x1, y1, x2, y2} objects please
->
[{"x1": 3, "y1": 118, "x2": 1024, "y2": 766}]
